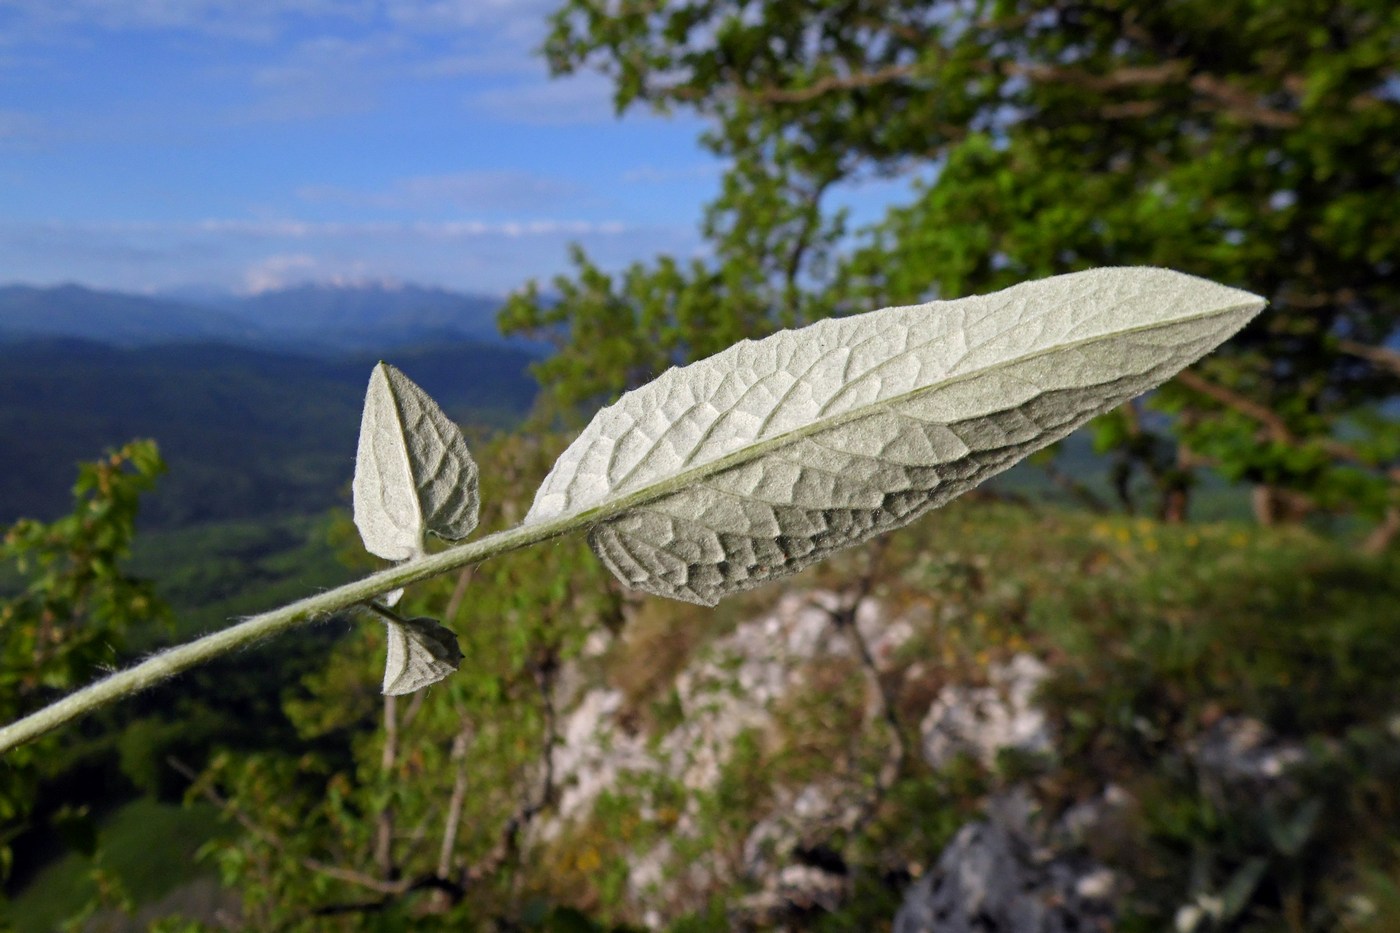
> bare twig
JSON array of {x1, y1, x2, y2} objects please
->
[
  {"x1": 1011, "y1": 60, "x2": 1190, "y2": 92},
  {"x1": 306, "y1": 875, "x2": 466, "y2": 920},
  {"x1": 172, "y1": 754, "x2": 469, "y2": 927},
  {"x1": 780, "y1": 175, "x2": 836, "y2": 326},
  {"x1": 400, "y1": 689, "x2": 428, "y2": 734},
  {"x1": 1188, "y1": 73, "x2": 1301, "y2": 129},
  {"x1": 443, "y1": 566, "x2": 475, "y2": 625},
  {"x1": 1175, "y1": 370, "x2": 1400, "y2": 532},
  {"x1": 375, "y1": 694, "x2": 399, "y2": 880},
  {"x1": 821, "y1": 540, "x2": 905, "y2": 844},
  {"x1": 437, "y1": 723, "x2": 475, "y2": 881}
]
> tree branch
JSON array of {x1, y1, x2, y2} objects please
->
[
  {"x1": 1009, "y1": 60, "x2": 1305, "y2": 128},
  {"x1": 173, "y1": 754, "x2": 470, "y2": 927},
  {"x1": 1362, "y1": 507, "x2": 1400, "y2": 555},
  {"x1": 780, "y1": 174, "x2": 838, "y2": 324},
  {"x1": 1174, "y1": 370, "x2": 1295, "y2": 444},
  {"x1": 1175, "y1": 370, "x2": 1400, "y2": 482},
  {"x1": 1040, "y1": 456, "x2": 1111, "y2": 514},
  {"x1": 1188, "y1": 73, "x2": 1301, "y2": 129},
  {"x1": 743, "y1": 64, "x2": 917, "y2": 104},
  {"x1": 1012, "y1": 60, "x2": 1190, "y2": 92},
  {"x1": 1339, "y1": 339, "x2": 1400, "y2": 378},
  {"x1": 306, "y1": 875, "x2": 467, "y2": 919}
]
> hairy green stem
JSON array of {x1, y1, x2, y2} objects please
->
[
  {"x1": 0, "y1": 426, "x2": 788, "y2": 755},
  {"x1": 0, "y1": 511, "x2": 579, "y2": 756}
]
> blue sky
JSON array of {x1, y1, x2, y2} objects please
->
[{"x1": 0, "y1": 0, "x2": 750, "y2": 295}]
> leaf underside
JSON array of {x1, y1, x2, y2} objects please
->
[
  {"x1": 353, "y1": 362, "x2": 480, "y2": 562},
  {"x1": 528, "y1": 267, "x2": 1265, "y2": 605},
  {"x1": 382, "y1": 616, "x2": 464, "y2": 696}
]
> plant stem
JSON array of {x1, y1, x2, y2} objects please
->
[
  {"x1": 0, "y1": 511, "x2": 579, "y2": 756},
  {"x1": 1, "y1": 419, "x2": 786, "y2": 755}
]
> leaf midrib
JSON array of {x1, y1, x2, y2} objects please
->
[{"x1": 555, "y1": 297, "x2": 1258, "y2": 529}]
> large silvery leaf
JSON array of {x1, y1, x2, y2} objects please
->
[
  {"x1": 527, "y1": 267, "x2": 1265, "y2": 606},
  {"x1": 382, "y1": 615, "x2": 464, "y2": 696},
  {"x1": 353, "y1": 362, "x2": 480, "y2": 561}
]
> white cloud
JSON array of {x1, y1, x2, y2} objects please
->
[
  {"x1": 1, "y1": 0, "x2": 574, "y2": 128},
  {"x1": 228, "y1": 32, "x2": 407, "y2": 122},
  {"x1": 242, "y1": 252, "x2": 319, "y2": 292},
  {"x1": 0, "y1": 0, "x2": 551, "y2": 43},
  {"x1": 297, "y1": 169, "x2": 583, "y2": 213},
  {"x1": 621, "y1": 163, "x2": 724, "y2": 184},
  {"x1": 381, "y1": 0, "x2": 554, "y2": 37},
  {"x1": 389, "y1": 1, "x2": 556, "y2": 79},
  {"x1": 409, "y1": 45, "x2": 542, "y2": 79},
  {"x1": 0, "y1": 0, "x2": 367, "y2": 42},
  {"x1": 0, "y1": 215, "x2": 698, "y2": 294},
  {"x1": 0, "y1": 217, "x2": 637, "y2": 244},
  {"x1": 468, "y1": 71, "x2": 618, "y2": 126},
  {"x1": 179, "y1": 217, "x2": 624, "y2": 238}
]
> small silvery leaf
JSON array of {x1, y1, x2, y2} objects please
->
[
  {"x1": 527, "y1": 267, "x2": 1265, "y2": 605},
  {"x1": 353, "y1": 362, "x2": 480, "y2": 561},
  {"x1": 382, "y1": 615, "x2": 464, "y2": 695}
]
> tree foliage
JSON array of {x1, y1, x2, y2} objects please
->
[
  {"x1": 0, "y1": 440, "x2": 167, "y2": 879},
  {"x1": 504, "y1": 0, "x2": 1400, "y2": 529}
]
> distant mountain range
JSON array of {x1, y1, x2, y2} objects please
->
[
  {"x1": 0, "y1": 280, "x2": 546, "y2": 525},
  {"x1": 0, "y1": 282, "x2": 516, "y2": 353}
]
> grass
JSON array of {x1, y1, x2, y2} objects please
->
[{"x1": 7, "y1": 798, "x2": 228, "y2": 933}]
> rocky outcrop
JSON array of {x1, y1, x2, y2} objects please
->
[
  {"x1": 539, "y1": 591, "x2": 1129, "y2": 930},
  {"x1": 919, "y1": 653, "x2": 1054, "y2": 771},
  {"x1": 536, "y1": 581, "x2": 1117, "y2": 929},
  {"x1": 893, "y1": 792, "x2": 1118, "y2": 933}
]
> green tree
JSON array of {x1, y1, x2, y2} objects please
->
[
  {"x1": 504, "y1": 0, "x2": 1399, "y2": 535},
  {"x1": 0, "y1": 440, "x2": 168, "y2": 879}
]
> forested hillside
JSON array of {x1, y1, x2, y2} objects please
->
[{"x1": 0, "y1": 338, "x2": 536, "y2": 526}]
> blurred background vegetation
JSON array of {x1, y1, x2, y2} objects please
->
[{"x1": 2, "y1": 0, "x2": 1397, "y2": 930}]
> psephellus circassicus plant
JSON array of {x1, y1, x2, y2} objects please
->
[{"x1": 0, "y1": 267, "x2": 1266, "y2": 753}]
